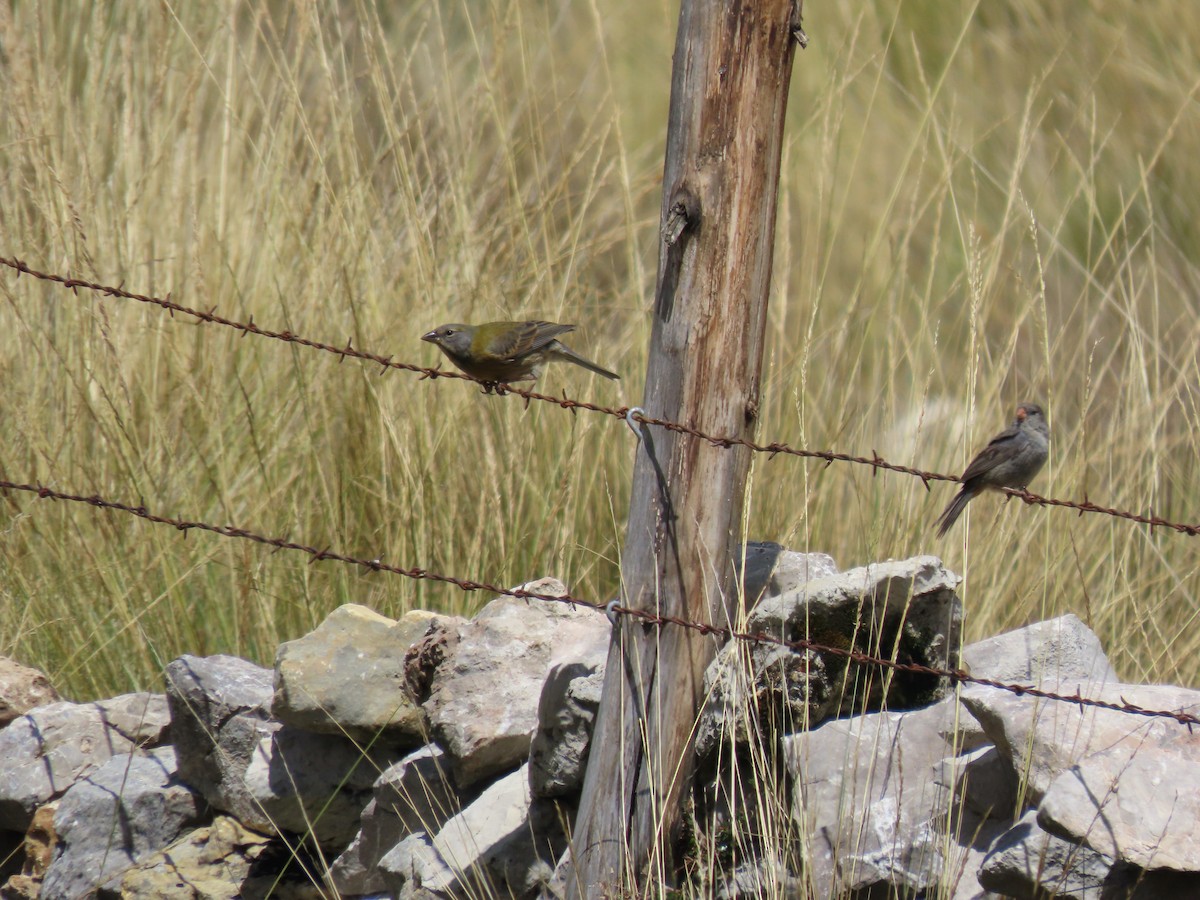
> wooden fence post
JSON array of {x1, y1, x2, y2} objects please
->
[{"x1": 568, "y1": 0, "x2": 802, "y2": 892}]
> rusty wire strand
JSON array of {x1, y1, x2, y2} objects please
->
[
  {"x1": 5, "y1": 255, "x2": 1199, "y2": 537},
  {"x1": 2, "y1": 476, "x2": 1196, "y2": 729}
]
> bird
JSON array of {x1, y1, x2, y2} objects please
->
[
  {"x1": 421, "y1": 320, "x2": 619, "y2": 387},
  {"x1": 935, "y1": 403, "x2": 1050, "y2": 537}
]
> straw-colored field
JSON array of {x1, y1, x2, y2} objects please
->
[{"x1": 2, "y1": 0, "x2": 1198, "y2": 708}]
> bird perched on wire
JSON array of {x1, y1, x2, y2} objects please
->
[
  {"x1": 421, "y1": 320, "x2": 619, "y2": 388},
  {"x1": 935, "y1": 402, "x2": 1050, "y2": 537}
]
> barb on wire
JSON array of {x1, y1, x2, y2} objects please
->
[
  {"x1": 2, "y1": 475, "x2": 1197, "y2": 729},
  {"x1": 5, "y1": 254, "x2": 1200, "y2": 537}
]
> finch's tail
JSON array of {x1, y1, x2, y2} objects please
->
[
  {"x1": 550, "y1": 342, "x2": 620, "y2": 380},
  {"x1": 935, "y1": 488, "x2": 976, "y2": 537}
]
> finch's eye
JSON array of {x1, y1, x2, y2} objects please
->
[{"x1": 443, "y1": 329, "x2": 455, "y2": 336}]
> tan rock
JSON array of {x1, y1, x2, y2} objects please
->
[
  {"x1": 0, "y1": 801, "x2": 58, "y2": 900},
  {"x1": 0, "y1": 658, "x2": 59, "y2": 727},
  {"x1": 118, "y1": 816, "x2": 273, "y2": 899},
  {"x1": 273, "y1": 605, "x2": 453, "y2": 743}
]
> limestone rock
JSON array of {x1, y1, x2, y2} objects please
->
[
  {"x1": 783, "y1": 696, "x2": 964, "y2": 895},
  {"x1": 164, "y1": 654, "x2": 279, "y2": 827},
  {"x1": 698, "y1": 555, "x2": 962, "y2": 756},
  {"x1": 733, "y1": 542, "x2": 838, "y2": 606},
  {"x1": 950, "y1": 615, "x2": 1116, "y2": 763},
  {"x1": 0, "y1": 658, "x2": 59, "y2": 727},
  {"x1": 424, "y1": 582, "x2": 609, "y2": 787},
  {"x1": 960, "y1": 681, "x2": 1200, "y2": 807},
  {"x1": 1036, "y1": 699, "x2": 1200, "y2": 871},
  {"x1": 431, "y1": 763, "x2": 538, "y2": 886},
  {"x1": 39, "y1": 747, "x2": 204, "y2": 900},
  {"x1": 713, "y1": 853, "x2": 805, "y2": 899},
  {"x1": 328, "y1": 744, "x2": 461, "y2": 896},
  {"x1": 379, "y1": 832, "x2": 451, "y2": 898},
  {"x1": 962, "y1": 614, "x2": 1117, "y2": 688},
  {"x1": 0, "y1": 694, "x2": 170, "y2": 831},
  {"x1": 956, "y1": 746, "x2": 1020, "y2": 821},
  {"x1": 962, "y1": 680, "x2": 1200, "y2": 874},
  {"x1": 942, "y1": 814, "x2": 1011, "y2": 900},
  {"x1": 241, "y1": 723, "x2": 407, "y2": 849},
  {"x1": 273, "y1": 604, "x2": 450, "y2": 743},
  {"x1": 529, "y1": 662, "x2": 604, "y2": 799},
  {"x1": 381, "y1": 764, "x2": 564, "y2": 898},
  {"x1": 978, "y1": 809, "x2": 1112, "y2": 899}
]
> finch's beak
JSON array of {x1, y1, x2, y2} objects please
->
[
  {"x1": 421, "y1": 331, "x2": 438, "y2": 344},
  {"x1": 1015, "y1": 407, "x2": 1028, "y2": 422}
]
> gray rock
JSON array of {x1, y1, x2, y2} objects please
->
[
  {"x1": 87, "y1": 693, "x2": 171, "y2": 746},
  {"x1": 382, "y1": 764, "x2": 562, "y2": 899},
  {"x1": 962, "y1": 614, "x2": 1117, "y2": 688},
  {"x1": 713, "y1": 854, "x2": 804, "y2": 898},
  {"x1": 529, "y1": 663, "x2": 604, "y2": 799},
  {"x1": 698, "y1": 555, "x2": 962, "y2": 756},
  {"x1": 1036, "y1": 696, "x2": 1200, "y2": 871},
  {"x1": 782, "y1": 696, "x2": 962, "y2": 895},
  {"x1": 960, "y1": 681, "x2": 1200, "y2": 809},
  {"x1": 0, "y1": 657, "x2": 60, "y2": 727},
  {"x1": 540, "y1": 848, "x2": 572, "y2": 900},
  {"x1": 273, "y1": 604, "x2": 448, "y2": 743},
  {"x1": 424, "y1": 581, "x2": 609, "y2": 787},
  {"x1": 955, "y1": 744, "x2": 1020, "y2": 822},
  {"x1": 431, "y1": 764, "x2": 536, "y2": 892},
  {"x1": 380, "y1": 832, "x2": 452, "y2": 898},
  {"x1": 482, "y1": 795, "x2": 569, "y2": 898},
  {"x1": 733, "y1": 542, "x2": 838, "y2": 606},
  {"x1": 979, "y1": 809, "x2": 1113, "y2": 899},
  {"x1": 39, "y1": 747, "x2": 204, "y2": 900},
  {"x1": 241, "y1": 724, "x2": 408, "y2": 849},
  {"x1": 329, "y1": 745, "x2": 461, "y2": 896},
  {"x1": 164, "y1": 654, "x2": 278, "y2": 826},
  {"x1": 962, "y1": 679, "x2": 1200, "y2": 874},
  {"x1": 0, "y1": 694, "x2": 170, "y2": 831},
  {"x1": 942, "y1": 813, "x2": 1011, "y2": 900}
]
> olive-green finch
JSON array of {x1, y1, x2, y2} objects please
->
[{"x1": 421, "y1": 321, "x2": 619, "y2": 385}]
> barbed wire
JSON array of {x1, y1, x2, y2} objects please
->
[
  {"x1": 4, "y1": 254, "x2": 1199, "y2": 537},
  {"x1": 1, "y1": 475, "x2": 1196, "y2": 729}
]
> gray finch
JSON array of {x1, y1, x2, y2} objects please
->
[{"x1": 935, "y1": 403, "x2": 1050, "y2": 536}]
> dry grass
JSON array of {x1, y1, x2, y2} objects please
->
[
  {"x1": 0, "y1": 0, "x2": 1197, "y2": 753},
  {"x1": 3, "y1": 1, "x2": 1199, "y2": 896}
]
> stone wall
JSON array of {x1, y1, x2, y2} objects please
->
[{"x1": 0, "y1": 548, "x2": 1197, "y2": 899}]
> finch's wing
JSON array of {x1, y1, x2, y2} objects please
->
[
  {"x1": 488, "y1": 321, "x2": 576, "y2": 359},
  {"x1": 959, "y1": 424, "x2": 1021, "y2": 482}
]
